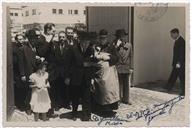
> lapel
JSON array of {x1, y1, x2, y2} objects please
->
[
  {"x1": 78, "y1": 44, "x2": 83, "y2": 54},
  {"x1": 54, "y1": 43, "x2": 62, "y2": 57},
  {"x1": 23, "y1": 43, "x2": 36, "y2": 68},
  {"x1": 75, "y1": 44, "x2": 85, "y2": 62},
  {"x1": 55, "y1": 42, "x2": 69, "y2": 57}
]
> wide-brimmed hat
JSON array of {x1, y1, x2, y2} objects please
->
[
  {"x1": 99, "y1": 29, "x2": 108, "y2": 38},
  {"x1": 77, "y1": 31, "x2": 89, "y2": 40},
  {"x1": 114, "y1": 29, "x2": 128, "y2": 37}
]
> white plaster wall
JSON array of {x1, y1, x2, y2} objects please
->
[{"x1": 133, "y1": 7, "x2": 185, "y2": 85}]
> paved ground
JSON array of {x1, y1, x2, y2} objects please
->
[{"x1": 9, "y1": 82, "x2": 188, "y2": 127}]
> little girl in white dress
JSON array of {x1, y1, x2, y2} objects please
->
[{"x1": 29, "y1": 61, "x2": 51, "y2": 121}]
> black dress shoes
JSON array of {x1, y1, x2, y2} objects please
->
[{"x1": 26, "y1": 109, "x2": 32, "y2": 115}]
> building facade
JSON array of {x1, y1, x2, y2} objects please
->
[
  {"x1": 9, "y1": 4, "x2": 86, "y2": 41},
  {"x1": 9, "y1": 6, "x2": 24, "y2": 41},
  {"x1": 21, "y1": 4, "x2": 86, "y2": 32}
]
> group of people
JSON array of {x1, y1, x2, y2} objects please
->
[{"x1": 12, "y1": 23, "x2": 133, "y2": 121}]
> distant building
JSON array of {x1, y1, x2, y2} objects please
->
[
  {"x1": 9, "y1": 4, "x2": 86, "y2": 41},
  {"x1": 21, "y1": 4, "x2": 86, "y2": 32},
  {"x1": 9, "y1": 6, "x2": 24, "y2": 41}
]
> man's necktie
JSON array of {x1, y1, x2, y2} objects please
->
[
  {"x1": 60, "y1": 44, "x2": 64, "y2": 55},
  {"x1": 32, "y1": 47, "x2": 36, "y2": 53}
]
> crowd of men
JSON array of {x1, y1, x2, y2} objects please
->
[
  {"x1": 12, "y1": 22, "x2": 185, "y2": 121},
  {"x1": 12, "y1": 23, "x2": 133, "y2": 121}
]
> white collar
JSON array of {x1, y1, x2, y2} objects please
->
[
  {"x1": 43, "y1": 33, "x2": 53, "y2": 43},
  {"x1": 175, "y1": 35, "x2": 180, "y2": 41}
]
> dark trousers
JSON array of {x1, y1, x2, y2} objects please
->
[
  {"x1": 70, "y1": 85, "x2": 82, "y2": 112},
  {"x1": 118, "y1": 73, "x2": 130, "y2": 103},
  {"x1": 82, "y1": 83, "x2": 91, "y2": 118},
  {"x1": 14, "y1": 81, "x2": 26, "y2": 110},
  {"x1": 166, "y1": 67, "x2": 185, "y2": 95},
  {"x1": 70, "y1": 79, "x2": 91, "y2": 118},
  {"x1": 24, "y1": 82, "x2": 32, "y2": 111},
  {"x1": 49, "y1": 77, "x2": 70, "y2": 109}
]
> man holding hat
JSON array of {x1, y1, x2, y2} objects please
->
[{"x1": 113, "y1": 29, "x2": 132, "y2": 105}]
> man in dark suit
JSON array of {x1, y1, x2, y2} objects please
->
[
  {"x1": 12, "y1": 34, "x2": 25, "y2": 110},
  {"x1": 32, "y1": 28, "x2": 49, "y2": 59},
  {"x1": 33, "y1": 23, "x2": 56, "y2": 62},
  {"x1": 48, "y1": 31, "x2": 72, "y2": 111},
  {"x1": 20, "y1": 29, "x2": 39, "y2": 115},
  {"x1": 42, "y1": 23, "x2": 56, "y2": 44},
  {"x1": 165, "y1": 28, "x2": 185, "y2": 96},
  {"x1": 70, "y1": 31, "x2": 94, "y2": 121}
]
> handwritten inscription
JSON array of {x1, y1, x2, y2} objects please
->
[
  {"x1": 92, "y1": 95, "x2": 184, "y2": 126},
  {"x1": 92, "y1": 114, "x2": 129, "y2": 126},
  {"x1": 126, "y1": 95, "x2": 184, "y2": 125}
]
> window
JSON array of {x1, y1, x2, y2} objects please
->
[
  {"x1": 84, "y1": 10, "x2": 86, "y2": 15},
  {"x1": 52, "y1": 9, "x2": 57, "y2": 14},
  {"x1": 15, "y1": 13, "x2": 18, "y2": 16},
  {"x1": 10, "y1": 13, "x2": 13, "y2": 16},
  {"x1": 59, "y1": 9, "x2": 63, "y2": 14},
  {"x1": 74, "y1": 10, "x2": 78, "y2": 15},
  {"x1": 32, "y1": 9, "x2": 36, "y2": 15},
  {"x1": 68, "y1": 10, "x2": 72, "y2": 15},
  {"x1": 25, "y1": 11, "x2": 29, "y2": 16}
]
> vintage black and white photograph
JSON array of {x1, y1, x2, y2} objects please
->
[{"x1": 3, "y1": 2, "x2": 190, "y2": 127}]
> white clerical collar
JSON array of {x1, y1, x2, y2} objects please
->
[{"x1": 175, "y1": 35, "x2": 180, "y2": 41}]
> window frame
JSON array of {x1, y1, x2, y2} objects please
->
[
  {"x1": 25, "y1": 11, "x2": 29, "y2": 16},
  {"x1": 74, "y1": 10, "x2": 78, "y2": 15},
  {"x1": 68, "y1": 9, "x2": 73, "y2": 15},
  {"x1": 15, "y1": 13, "x2": 18, "y2": 16},
  {"x1": 52, "y1": 9, "x2": 57, "y2": 14},
  {"x1": 58, "y1": 9, "x2": 63, "y2": 14},
  {"x1": 32, "y1": 9, "x2": 37, "y2": 15}
]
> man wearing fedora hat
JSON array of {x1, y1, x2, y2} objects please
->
[
  {"x1": 69, "y1": 31, "x2": 94, "y2": 121},
  {"x1": 113, "y1": 29, "x2": 132, "y2": 105}
]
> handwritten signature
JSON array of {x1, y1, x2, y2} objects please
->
[
  {"x1": 92, "y1": 95, "x2": 184, "y2": 126},
  {"x1": 91, "y1": 114, "x2": 129, "y2": 126},
  {"x1": 126, "y1": 95, "x2": 184, "y2": 125}
]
